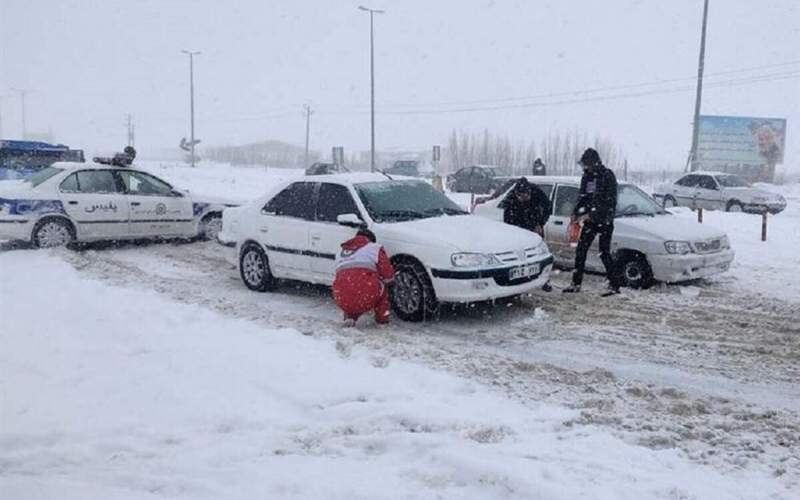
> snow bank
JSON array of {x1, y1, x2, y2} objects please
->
[
  {"x1": 670, "y1": 182, "x2": 800, "y2": 300},
  {"x1": 0, "y1": 251, "x2": 785, "y2": 499}
]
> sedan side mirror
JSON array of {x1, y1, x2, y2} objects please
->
[
  {"x1": 170, "y1": 189, "x2": 185, "y2": 197},
  {"x1": 337, "y1": 213, "x2": 365, "y2": 228}
]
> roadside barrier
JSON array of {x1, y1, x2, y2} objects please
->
[{"x1": 693, "y1": 206, "x2": 769, "y2": 242}]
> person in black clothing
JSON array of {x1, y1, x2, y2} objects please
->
[
  {"x1": 563, "y1": 148, "x2": 620, "y2": 295},
  {"x1": 502, "y1": 177, "x2": 553, "y2": 291}
]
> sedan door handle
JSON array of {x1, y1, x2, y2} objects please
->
[
  {"x1": 553, "y1": 220, "x2": 564, "y2": 226},
  {"x1": 259, "y1": 227, "x2": 269, "y2": 233},
  {"x1": 67, "y1": 201, "x2": 78, "y2": 205},
  {"x1": 131, "y1": 202, "x2": 141, "y2": 206},
  {"x1": 311, "y1": 235, "x2": 321, "y2": 241}
]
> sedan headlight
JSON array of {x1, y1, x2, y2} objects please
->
[
  {"x1": 664, "y1": 241, "x2": 693, "y2": 255},
  {"x1": 529, "y1": 241, "x2": 548, "y2": 256},
  {"x1": 451, "y1": 252, "x2": 500, "y2": 267}
]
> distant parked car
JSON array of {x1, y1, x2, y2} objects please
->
[
  {"x1": 447, "y1": 165, "x2": 506, "y2": 194},
  {"x1": 473, "y1": 176, "x2": 735, "y2": 288},
  {"x1": 0, "y1": 162, "x2": 236, "y2": 247},
  {"x1": 385, "y1": 160, "x2": 420, "y2": 177},
  {"x1": 305, "y1": 162, "x2": 349, "y2": 176},
  {"x1": 217, "y1": 173, "x2": 553, "y2": 321},
  {"x1": 653, "y1": 171, "x2": 786, "y2": 214}
]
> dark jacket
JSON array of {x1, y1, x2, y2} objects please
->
[
  {"x1": 573, "y1": 165, "x2": 617, "y2": 225},
  {"x1": 502, "y1": 178, "x2": 552, "y2": 231}
]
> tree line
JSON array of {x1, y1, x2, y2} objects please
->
[{"x1": 444, "y1": 129, "x2": 630, "y2": 176}]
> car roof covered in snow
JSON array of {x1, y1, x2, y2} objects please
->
[
  {"x1": 687, "y1": 170, "x2": 738, "y2": 177},
  {"x1": 303, "y1": 172, "x2": 424, "y2": 184},
  {"x1": 500, "y1": 175, "x2": 635, "y2": 188},
  {"x1": 50, "y1": 161, "x2": 138, "y2": 171}
]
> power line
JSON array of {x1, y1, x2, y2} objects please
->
[{"x1": 379, "y1": 59, "x2": 800, "y2": 109}]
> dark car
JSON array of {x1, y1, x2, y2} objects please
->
[
  {"x1": 305, "y1": 162, "x2": 349, "y2": 175},
  {"x1": 385, "y1": 160, "x2": 420, "y2": 177},
  {"x1": 446, "y1": 165, "x2": 506, "y2": 194}
]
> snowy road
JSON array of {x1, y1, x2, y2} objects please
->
[{"x1": 47, "y1": 237, "x2": 799, "y2": 490}]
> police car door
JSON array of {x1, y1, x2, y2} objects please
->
[
  {"x1": 58, "y1": 169, "x2": 130, "y2": 239},
  {"x1": 117, "y1": 170, "x2": 193, "y2": 236},
  {"x1": 308, "y1": 183, "x2": 365, "y2": 284}
]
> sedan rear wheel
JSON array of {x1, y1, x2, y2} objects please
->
[
  {"x1": 726, "y1": 200, "x2": 743, "y2": 213},
  {"x1": 201, "y1": 214, "x2": 223, "y2": 241},
  {"x1": 33, "y1": 219, "x2": 74, "y2": 248}
]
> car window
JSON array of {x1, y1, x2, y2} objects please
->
[
  {"x1": 533, "y1": 183, "x2": 554, "y2": 198},
  {"x1": 553, "y1": 185, "x2": 579, "y2": 217},
  {"x1": 118, "y1": 170, "x2": 174, "y2": 196},
  {"x1": 59, "y1": 173, "x2": 79, "y2": 192},
  {"x1": 355, "y1": 180, "x2": 467, "y2": 222},
  {"x1": 264, "y1": 182, "x2": 316, "y2": 219},
  {"x1": 616, "y1": 184, "x2": 666, "y2": 217},
  {"x1": 63, "y1": 170, "x2": 120, "y2": 194},
  {"x1": 28, "y1": 167, "x2": 64, "y2": 187},
  {"x1": 316, "y1": 183, "x2": 361, "y2": 222},
  {"x1": 676, "y1": 175, "x2": 698, "y2": 187},
  {"x1": 698, "y1": 176, "x2": 718, "y2": 190},
  {"x1": 715, "y1": 175, "x2": 749, "y2": 188}
]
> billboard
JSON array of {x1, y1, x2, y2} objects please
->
[{"x1": 696, "y1": 115, "x2": 787, "y2": 174}]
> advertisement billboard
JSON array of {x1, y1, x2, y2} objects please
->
[{"x1": 696, "y1": 115, "x2": 787, "y2": 178}]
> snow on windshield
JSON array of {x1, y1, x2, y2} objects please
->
[{"x1": 355, "y1": 180, "x2": 467, "y2": 222}]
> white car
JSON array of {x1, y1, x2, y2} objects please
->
[
  {"x1": 473, "y1": 176, "x2": 735, "y2": 288},
  {"x1": 217, "y1": 173, "x2": 554, "y2": 322},
  {"x1": 0, "y1": 162, "x2": 235, "y2": 247},
  {"x1": 653, "y1": 171, "x2": 787, "y2": 214}
]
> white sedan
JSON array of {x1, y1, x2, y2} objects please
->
[
  {"x1": 653, "y1": 171, "x2": 786, "y2": 214},
  {"x1": 473, "y1": 176, "x2": 735, "y2": 288},
  {"x1": 218, "y1": 173, "x2": 553, "y2": 322},
  {"x1": 0, "y1": 162, "x2": 236, "y2": 247}
]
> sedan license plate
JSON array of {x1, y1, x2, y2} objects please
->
[{"x1": 509, "y1": 263, "x2": 539, "y2": 281}]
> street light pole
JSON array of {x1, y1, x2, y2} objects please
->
[
  {"x1": 181, "y1": 50, "x2": 200, "y2": 167},
  {"x1": 359, "y1": 5, "x2": 384, "y2": 173},
  {"x1": 688, "y1": 0, "x2": 710, "y2": 172}
]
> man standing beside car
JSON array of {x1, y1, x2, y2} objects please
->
[
  {"x1": 503, "y1": 177, "x2": 554, "y2": 292},
  {"x1": 563, "y1": 148, "x2": 621, "y2": 296}
]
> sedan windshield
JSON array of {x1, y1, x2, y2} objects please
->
[
  {"x1": 356, "y1": 180, "x2": 468, "y2": 222},
  {"x1": 715, "y1": 174, "x2": 750, "y2": 188},
  {"x1": 616, "y1": 184, "x2": 668, "y2": 217},
  {"x1": 27, "y1": 167, "x2": 64, "y2": 187}
]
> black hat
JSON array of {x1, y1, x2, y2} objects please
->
[
  {"x1": 514, "y1": 177, "x2": 533, "y2": 194},
  {"x1": 357, "y1": 228, "x2": 376, "y2": 243},
  {"x1": 579, "y1": 148, "x2": 601, "y2": 167}
]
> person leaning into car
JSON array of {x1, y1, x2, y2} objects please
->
[
  {"x1": 563, "y1": 148, "x2": 621, "y2": 295},
  {"x1": 502, "y1": 177, "x2": 554, "y2": 292}
]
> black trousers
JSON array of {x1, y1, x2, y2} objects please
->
[{"x1": 572, "y1": 221, "x2": 618, "y2": 287}]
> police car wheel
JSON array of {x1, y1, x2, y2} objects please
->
[
  {"x1": 391, "y1": 260, "x2": 438, "y2": 322},
  {"x1": 201, "y1": 214, "x2": 223, "y2": 241},
  {"x1": 33, "y1": 218, "x2": 74, "y2": 248},
  {"x1": 239, "y1": 243, "x2": 275, "y2": 292}
]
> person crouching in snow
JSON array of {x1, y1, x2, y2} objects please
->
[{"x1": 333, "y1": 229, "x2": 395, "y2": 327}]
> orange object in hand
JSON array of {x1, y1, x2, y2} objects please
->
[{"x1": 568, "y1": 219, "x2": 582, "y2": 247}]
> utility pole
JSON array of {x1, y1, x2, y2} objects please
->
[
  {"x1": 303, "y1": 104, "x2": 313, "y2": 168},
  {"x1": 11, "y1": 88, "x2": 28, "y2": 139},
  {"x1": 688, "y1": 0, "x2": 710, "y2": 172},
  {"x1": 181, "y1": 50, "x2": 200, "y2": 167},
  {"x1": 359, "y1": 5, "x2": 384, "y2": 173}
]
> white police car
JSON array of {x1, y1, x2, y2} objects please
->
[{"x1": 0, "y1": 162, "x2": 236, "y2": 247}]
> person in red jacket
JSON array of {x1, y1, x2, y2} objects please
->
[{"x1": 332, "y1": 229, "x2": 395, "y2": 327}]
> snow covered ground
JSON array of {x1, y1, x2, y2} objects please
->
[{"x1": 2, "y1": 161, "x2": 799, "y2": 498}]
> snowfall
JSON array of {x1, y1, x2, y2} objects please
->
[{"x1": 1, "y1": 162, "x2": 798, "y2": 499}]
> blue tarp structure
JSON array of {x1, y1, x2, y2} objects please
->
[{"x1": 0, "y1": 140, "x2": 85, "y2": 180}]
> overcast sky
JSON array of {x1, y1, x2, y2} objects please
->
[{"x1": 1, "y1": 0, "x2": 798, "y2": 168}]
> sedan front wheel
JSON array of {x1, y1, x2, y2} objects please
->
[{"x1": 239, "y1": 243, "x2": 276, "y2": 292}]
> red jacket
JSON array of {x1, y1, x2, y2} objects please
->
[{"x1": 335, "y1": 234, "x2": 394, "y2": 282}]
